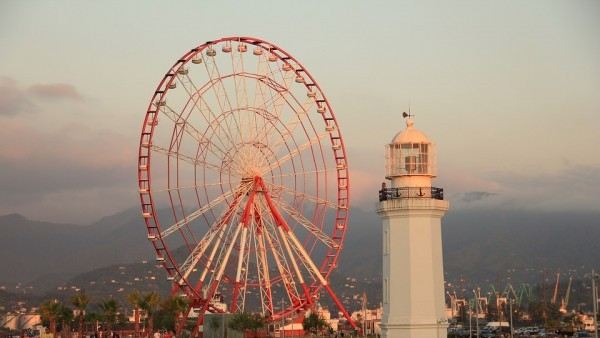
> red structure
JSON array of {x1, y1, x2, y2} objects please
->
[{"x1": 138, "y1": 37, "x2": 357, "y2": 335}]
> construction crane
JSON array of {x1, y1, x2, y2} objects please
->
[
  {"x1": 552, "y1": 272, "x2": 561, "y2": 304},
  {"x1": 506, "y1": 284, "x2": 520, "y2": 306},
  {"x1": 560, "y1": 276, "x2": 573, "y2": 314}
]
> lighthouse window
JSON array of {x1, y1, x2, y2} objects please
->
[
  {"x1": 385, "y1": 142, "x2": 433, "y2": 177},
  {"x1": 384, "y1": 278, "x2": 389, "y2": 304},
  {"x1": 384, "y1": 229, "x2": 389, "y2": 254},
  {"x1": 419, "y1": 144, "x2": 429, "y2": 174}
]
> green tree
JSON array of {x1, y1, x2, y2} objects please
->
[
  {"x1": 40, "y1": 299, "x2": 62, "y2": 337},
  {"x1": 140, "y1": 292, "x2": 160, "y2": 335},
  {"x1": 228, "y1": 312, "x2": 265, "y2": 338},
  {"x1": 303, "y1": 312, "x2": 328, "y2": 336},
  {"x1": 84, "y1": 312, "x2": 103, "y2": 335},
  {"x1": 98, "y1": 299, "x2": 119, "y2": 333},
  {"x1": 58, "y1": 305, "x2": 73, "y2": 338},
  {"x1": 127, "y1": 290, "x2": 143, "y2": 337},
  {"x1": 155, "y1": 295, "x2": 188, "y2": 333},
  {"x1": 71, "y1": 292, "x2": 90, "y2": 338}
]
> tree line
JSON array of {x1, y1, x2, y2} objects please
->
[{"x1": 39, "y1": 290, "x2": 187, "y2": 337}]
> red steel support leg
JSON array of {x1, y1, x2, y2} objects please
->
[{"x1": 256, "y1": 176, "x2": 359, "y2": 331}]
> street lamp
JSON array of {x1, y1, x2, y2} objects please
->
[
  {"x1": 469, "y1": 299, "x2": 472, "y2": 338},
  {"x1": 593, "y1": 270, "x2": 598, "y2": 338},
  {"x1": 509, "y1": 298, "x2": 514, "y2": 338},
  {"x1": 473, "y1": 289, "x2": 480, "y2": 338}
]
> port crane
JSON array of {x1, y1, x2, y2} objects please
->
[
  {"x1": 552, "y1": 272, "x2": 561, "y2": 304},
  {"x1": 560, "y1": 276, "x2": 573, "y2": 313}
]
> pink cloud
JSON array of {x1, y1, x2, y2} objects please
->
[
  {"x1": 27, "y1": 83, "x2": 82, "y2": 100},
  {"x1": 349, "y1": 169, "x2": 381, "y2": 206},
  {"x1": 0, "y1": 77, "x2": 83, "y2": 116},
  {"x1": 0, "y1": 77, "x2": 35, "y2": 116}
]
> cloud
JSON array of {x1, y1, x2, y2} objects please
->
[
  {"x1": 0, "y1": 77, "x2": 83, "y2": 116},
  {"x1": 0, "y1": 77, "x2": 35, "y2": 116},
  {"x1": 485, "y1": 165, "x2": 600, "y2": 211},
  {"x1": 459, "y1": 191, "x2": 498, "y2": 203},
  {"x1": 28, "y1": 83, "x2": 82, "y2": 100},
  {"x1": 349, "y1": 169, "x2": 382, "y2": 208},
  {"x1": 443, "y1": 165, "x2": 600, "y2": 211},
  {"x1": 0, "y1": 120, "x2": 136, "y2": 222}
]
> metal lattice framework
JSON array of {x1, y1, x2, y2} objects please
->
[{"x1": 138, "y1": 36, "x2": 355, "y2": 334}]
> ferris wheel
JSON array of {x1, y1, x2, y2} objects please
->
[{"x1": 138, "y1": 36, "x2": 354, "y2": 333}]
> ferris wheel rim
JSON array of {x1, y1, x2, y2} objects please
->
[{"x1": 137, "y1": 36, "x2": 350, "y2": 317}]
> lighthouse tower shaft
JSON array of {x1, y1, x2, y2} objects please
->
[{"x1": 377, "y1": 117, "x2": 449, "y2": 338}]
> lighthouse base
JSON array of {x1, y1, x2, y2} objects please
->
[{"x1": 381, "y1": 322, "x2": 448, "y2": 338}]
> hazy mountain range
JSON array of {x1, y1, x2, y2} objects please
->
[{"x1": 1, "y1": 206, "x2": 599, "y2": 304}]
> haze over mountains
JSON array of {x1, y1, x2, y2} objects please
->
[{"x1": 2, "y1": 205, "x2": 599, "y2": 296}]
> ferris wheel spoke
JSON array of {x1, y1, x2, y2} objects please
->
[
  {"x1": 273, "y1": 199, "x2": 338, "y2": 249},
  {"x1": 150, "y1": 144, "x2": 226, "y2": 175},
  {"x1": 233, "y1": 221, "x2": 252, "y2": 313},
  {"x1": 264, "y1": 182, "x2": 336, "y2": 209},
  {"x1": 259, "y1": 203, "x2": 302, "y2": 307},
  {"x1": 152, "y1": 181, "x2": 224, "y2": 193},
  {"x1": 252, "y1": 55, "x2": 283, "y2": 145},
  {"x1": 283, "y1": 226, "x2": 328, "y2": 287},
  {"x1": 231, "y1": 184, "x2": 257, "y2": 312},
  {"x1": 157, "y1": 102, "x2": 229, "y2": 159},
  {"x1": 178, "y1": 188, "x2": 246, "y2": 282},
  {"x1": 198, "y1": 52, "x2": 244, "y2": 146},
  {"x1": 231, "y1": 225, "x2": 249, "y2": 313},
  {"x1": 263, "y1": 132, "x2": 328, "y2": 174},
  {"x1": 255, "y1": 179, "x2": 314, "y2": 304},
  {"x1": 197, "y1": 209, "x2": 237, "y2": 287},
  {"x1": 229, "y1": 42, "x2": 251, "y2": 142},
  {"x1": 160, "y1": 181, "x2": 251, "y2": 238},
  {"x1": 261, "y1": 60, "x2": 295, "y2": 120},
  {"x1": 176, "y1": 74, "x2": 239, "y2": 153},
  {"x1": 194, "y1": 217, "x2": 243, "y2": 321},
  {"x1": 253, "y1": 202, "x2": 274, "y2": 316},
  {"x1": 254, "y1": 89, "x2": 315, "y2": 151},
  {"x1": 248, "y1": 59, "x2": 308, "y2": 148},
  {"x1": 254, "y1": 68, "x2": 316, "y2": 151},
  {"x1": 276, "y1": 215, "x2": 314, "y2": 304},
  {"x1": 264, "y1": 169, "x2": 330, "y2": 182}
]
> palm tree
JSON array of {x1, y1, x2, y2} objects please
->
[
  {"x1": 162, "y1": 295, "x2": 189, "y2": 334},
  {"x1": 59, "y1": 305, "x2": 74, "y2": 338},
  {"x1": 99, "y1": 299, "x2": 119, "y2": 335},
  {"x1": 127, "y1": 290, "x2": 143, "y2": 337},
  {"x1": 140, "y1": 292, "x2": 160, "y2": 336},
  {"x1": 71, "y1": 292, "x2": 90, "y2": 338},
  {"x1": 40, "y1": 299, "x2": 62, "y2": 338}
]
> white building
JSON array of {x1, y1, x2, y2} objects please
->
[
  {"x1": 377, "y1": 115, "x2": 449, "y2": 338},
  {"x1": 351, "y1": 306, "x2": 383, "y2": 336},
  {"x1": 1, "y1": 312, "x2": 41, "y2": 331}
]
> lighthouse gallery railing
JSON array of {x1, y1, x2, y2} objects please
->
[{"x1": 378, "y1": 187, "x2": 444, "y2": 201}]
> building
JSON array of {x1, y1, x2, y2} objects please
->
[
  {"x1": 377, "y1": 115, "x2": 449, "y2": 338},
  {"x1": 351, "y1": 305, "x2": 383, "y2": 336},
  {"x1": 1, "y1": 312, "x2": 41, "y2": 331}
]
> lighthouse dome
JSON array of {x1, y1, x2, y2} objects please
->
[{"x1": 390, "y1": 118, "x2": 431, "y2": 144}]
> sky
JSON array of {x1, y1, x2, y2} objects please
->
[{"x1": 0, "y1": 1, "x2": 599, "y2": 224}]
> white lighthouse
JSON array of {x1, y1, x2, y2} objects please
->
[{"x1": 377, "y1": 114, "x2": 449, "y2": 338}]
